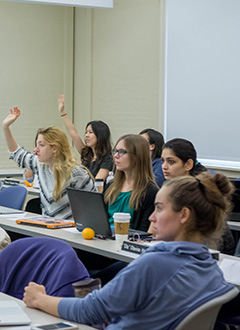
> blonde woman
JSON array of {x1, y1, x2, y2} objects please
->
[{"x1": 3, "y1": 107, "x2": 97, "y2": 219}]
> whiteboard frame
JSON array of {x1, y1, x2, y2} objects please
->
[{"x1": 1, "y1": 0, "x2": 113, "y2": 8}]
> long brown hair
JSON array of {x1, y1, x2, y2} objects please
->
[{"x1": 104, "y1": 134, "x2": 156, "y2": 209}]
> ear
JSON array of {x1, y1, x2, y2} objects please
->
[
  {"x1": 52, "y1": 146, "x2": 58, "y2": 154},
  {"x1": 184, "y1": 159, "x2": 194, "y2": 172},
  {"x1": 179, "y1": 207, "x2": 191, "y2": 224},
  {"x1": 149, "y1": 143, "x2": 155, "y2": 151}
]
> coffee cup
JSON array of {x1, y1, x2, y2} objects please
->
[
  {"x1": 113, "y1": 212, "x2": 131, "y2": 248},
  {"x1": 95, "y1": 179, "x2": 104, "y2": 193}
]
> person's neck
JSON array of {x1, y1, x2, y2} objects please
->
[{"x1": 121, "y1": 172, "x2": 134, "y2": 192}]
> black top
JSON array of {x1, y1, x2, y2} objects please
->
[{"x1": 89, "y1": 154, "x2": 113, "y2": 178}]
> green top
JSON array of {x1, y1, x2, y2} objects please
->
[{"x1": 108, "y1": 191, "x2": 134, "y2": 228}]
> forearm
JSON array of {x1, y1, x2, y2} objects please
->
[
  {"x1": 3, "y1": 126, "x2": 18, "y2": 152},
  {"x1": 37, "y1": 294, "x2": 61, "y2": 317},
  {"x1": 61, "y1": 115, "x2": 84, "y2": 153}
]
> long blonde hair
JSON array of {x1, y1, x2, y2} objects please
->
[
  {"x1": 104, "y1": 134, "x2": 156, "y2": 209},
  {"x1": 38, "y1": 126, "x2": 78, "y2": 201}
]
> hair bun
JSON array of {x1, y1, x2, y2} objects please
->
[{"x1": 213, "y1": 173, "x2": 234, "y2": 197}]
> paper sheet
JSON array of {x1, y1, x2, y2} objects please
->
[{"x1": 220, "y1": 258, "x2": 240, "y2": 286}]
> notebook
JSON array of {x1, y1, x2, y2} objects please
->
[
  {"x1": 0, "y1": 206, "x2": 24, "y2": 215},
  {"x1": 16, "y1": 216, "x2": 75, "y2": 229},
  {"x1": 0, "y1": 300, "x2": 31, "y2": 326},
  {"x1": 229, "y1": 180, "x2": 240, "y2": 221},
  {"x1": 66, "y1": 187, "x2": 151, "y2": 239}
]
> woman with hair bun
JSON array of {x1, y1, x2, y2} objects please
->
[{"x1": 23, "y1": 172, "x2": 235, "y2": 330}]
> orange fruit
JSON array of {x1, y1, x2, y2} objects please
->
[{"x1": 82, "y1": 227, "x2": 95, "y2": 240}]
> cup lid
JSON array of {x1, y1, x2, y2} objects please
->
[{"x1": 113, "y1": 212, "x2": 131, "y2": 220}]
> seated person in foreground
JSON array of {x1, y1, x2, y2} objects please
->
[
  {"x1": 24, "y1": 172, "x2": 234, "y2": 330},
  {"x1": 104, "y1": 134, "x2": 159, "y2": 232},
  {"x1": 2, "y1": 107, "x2": 97, "y2": 219}
]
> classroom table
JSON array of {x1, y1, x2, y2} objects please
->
[
  {"x1": 2, "y1": 178, "x2": 40, "y2": 196},
  {"x1": 0, "y1": 292, "x2": 95, "y2": 329},
  {"x1": 1, "y1": 210, "x2": 240, "y2": 285},
  {"x1": 0, "y1": 168, "x2": 23, "y2": 178},
  {"x1": 0, "y1": 211, "x2": 134, "y2": 263}
]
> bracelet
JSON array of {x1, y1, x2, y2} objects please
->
[{"x1": 61, "y1": 113, "x2": 67, "y2": 117}]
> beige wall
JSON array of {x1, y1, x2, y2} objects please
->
[
  {"x1": 73, "y1": 0, "x2": 163, "y2": 146},
  {"x1": 0, "y1": 1, "x2": 74, "y2": 168}
]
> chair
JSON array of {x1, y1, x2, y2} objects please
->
[
  {"x1": 0, "y1": 237, "x2": 90, "y2": 299},
  {"x1": 0, "y1": 186, "x2": 27, "y2": 210},
  {"x1": 175, "y1": 287, "x2": 239, "y2": 330}
]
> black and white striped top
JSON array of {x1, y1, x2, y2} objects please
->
[{"x1": 10, "y1": 146, "x2": 97, "y2": 219}]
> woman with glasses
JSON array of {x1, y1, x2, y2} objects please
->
[
  {"x1": 3, "y1": 107, "x2": 97, "y2": 219},
  {"x1": 140, "y1": 128, "x2": 165, "y2": 187},
  {"x1": 58, "y1": 95, "x2": 113, "y2": 180},
  {"x1": 104, "y1": 134, "x2": 159, "y2": 232}
]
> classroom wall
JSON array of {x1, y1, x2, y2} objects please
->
[
  {"x1": 73, "y1": 0, "x2": 164, "y2": 146},
  {"x1": 0, "y1": 1, "x2": 73, "y2": 168}
]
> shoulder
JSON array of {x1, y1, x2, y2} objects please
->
[{"x1": 99, "y1": 154, "x2": 113, "y2": 168}]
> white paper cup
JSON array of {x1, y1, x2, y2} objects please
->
[
  {"x1": 95, "y1": 179, "x2": 104, "y2": 193},
  {"x1": 113, "y1": 213, "x2": 131, "y2": 248}
]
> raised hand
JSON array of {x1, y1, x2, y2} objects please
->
[
  {"x1": 3, "y1": 107, "x2": 21, "y2": 128},
  {"x1": 58, "y1": 94, "x2": 65, "y2": 114}
]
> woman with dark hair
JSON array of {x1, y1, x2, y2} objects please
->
[
  {"x1": 140, "y1": 128, "x2": 165, "y2": 187},
  {"x1": 161, "y1": 138, "x2": 207, "y2": 179},
  {"x1": 158, "y1": 137, "x2": 235, "y2": 255},
  {"x1": 23, "y1": 172, "x2": 235, "y2": 330},
  {"x1": 58, "y1": 95, "x2": 113, "y2": 180}
]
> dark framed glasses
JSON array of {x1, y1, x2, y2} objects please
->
[{"x1": 113, "y1": 148, "x2": 128, "y2": 157}]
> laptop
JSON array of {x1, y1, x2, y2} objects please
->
[
  {"x1": 66, "y1": 188, "x2": 151, "y2": 239},
  {"x1": 0, "y1": 300, "x2": 31, "y2": 326},
  {"x1": 229, "y1": 180, "x2": 240, "y2": 221}
]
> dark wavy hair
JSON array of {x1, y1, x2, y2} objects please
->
[
  {"x1": 81, "y1": 120, "x2": 112, "y2": 167},
  {"x1": 163, "y1": 138, "x2": 207, "y2": 176},
  {"x1": 140, "y1": 128, "x2": 164, "y2": 161}
]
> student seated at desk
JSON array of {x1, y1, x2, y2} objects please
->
[
  {"x1": 24, "y1": 172, "x2": 235, "y2": 330},
  {"x1": 2, "y1": 107, "x2": 97, "y2": 219},
  {"x1": 148, "y1": 137, "x2": 235, "y2": 255},
  {"x1": 58, "y1": 94, "x2": 113, "y2": 181},
  {"x1": 104, "y1": 134, "x2": 159, "y2": 232},
  {"x1": 140, "y1": 128, "x2": 165, "y2": 187}
]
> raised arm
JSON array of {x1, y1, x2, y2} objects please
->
[
  {"x1": 2, "y1": 107, "x2": 20, "y2": 152},
  {"x1": 23, "y1": 282, "x2": 61, "y2": 317},
  {"x1": 58, "y1": 94, "x2": 85, "y2": 154}
]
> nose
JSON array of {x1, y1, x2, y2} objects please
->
[
  {"x1": 149, "y1": 210, "x2": 156, "y2": 222},
  {"x1": 162, "y1": 160, "x2": 167, "y2": 170}
]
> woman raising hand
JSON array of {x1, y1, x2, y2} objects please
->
[{"x1": 58, "y1": 94, "x2": 113, "y2": 180}]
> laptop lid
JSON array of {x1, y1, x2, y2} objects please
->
[
  {"x1": 67, "y1": 188, "x2": 113, "y2": 238},
  {"x1": 0, "y1": 301, "x2": 31, "y2": 325}
]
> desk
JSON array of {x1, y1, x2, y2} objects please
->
[
  {"x1": 2, "y1": 179, "x2": 40, "y2": 196},
  {"x1": 228, "y1": 221, "x2": 240, "y2": 232},
  {"x1": 0, "y1": 292, "x2": 94, "y2": 329},
  {"x1": 0, "y1": 212, "x2": 134, "y2": 263},
  {"x1": 0, "y1": 169, "x2": 23, "y2": 178}
]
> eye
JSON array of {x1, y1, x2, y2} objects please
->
[{"x1": 168, "y1": 160, "x2": 175, "y2": 165}]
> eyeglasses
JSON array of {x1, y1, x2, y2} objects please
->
[{"x1": 113, "y1": 148, "x2": 128, "y2": 157}]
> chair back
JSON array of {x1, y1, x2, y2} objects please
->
[
  {"x1": 0, "y1": 237, "x2": 90, "y2": 299},
  {"x1": 0, "y1": 186, "x2": 27, "y2": 210},
  {"x1": 175, "y1": 287, "x2": 239, "y2": 330}
]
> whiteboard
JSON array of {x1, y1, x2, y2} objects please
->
[{"x1": 165, "y1": 0, "x2": 240, "y2": 169}]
